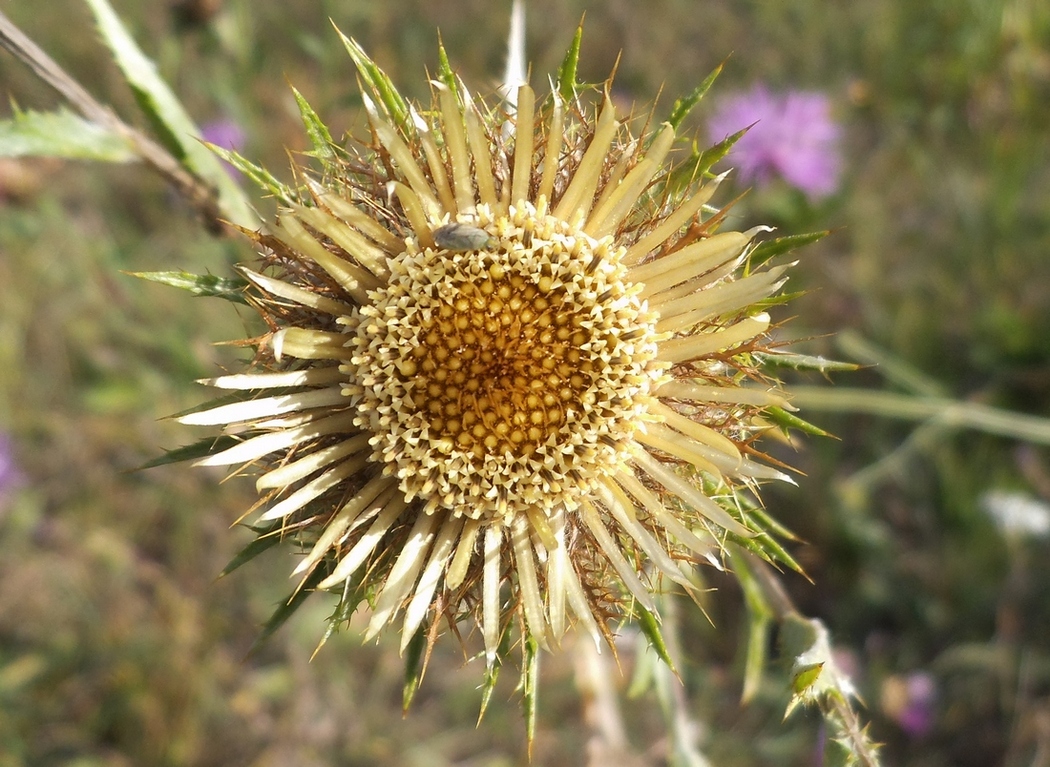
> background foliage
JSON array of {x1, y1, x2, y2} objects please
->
[{"x1": 1, "y1": 0, "x2": 1049, "y2": 764}]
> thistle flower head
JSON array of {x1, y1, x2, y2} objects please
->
[{"x1": 177, "y1": 27, "x2": 807, "y2": 705}]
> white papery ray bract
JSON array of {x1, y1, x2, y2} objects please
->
[{"x1": 179, "y1": 34, "x2": 798, "y2": 673}]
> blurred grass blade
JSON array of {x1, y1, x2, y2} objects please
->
[
  {"x1": 790, "y1": 386, "x2": 1050, "y2": 445},
  {"x1": 750, "y1": 231, "x2": 829, "y2": 268},
  {"x1": 556, "y1": 21, "x2": 583, "y2": 102},
  {"x1": 835, "y1": 329, "x2": 949, "y2": 397},
  {"x1": 667, "y1": 61, "x2": 724, "y2": 131},
  {"x1": 84, "y1": 0, "x2": 255, "y2": 227},
  {"x1": 0, "y1": 106, "x2": 135, "y2": 161},
  {"x1": 135, "y1": 435, "x2": 239, "y2": 470},
  {"x1": 291, "y1": 86, "x2": 336, "y2": 164},
  {"x1": 127, "y1": 270, "x2": 249, "y2": 303},
  {"x1": 626, "y1": 636, "x2": 658, "y2": 697}
]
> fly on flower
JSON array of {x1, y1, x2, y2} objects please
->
[
  {"x1": 432, "y1": 222, "x2": 499, "y2": 252},
  {"x1": 171, "y1": 21, "x2": 813, "y2": 720}
]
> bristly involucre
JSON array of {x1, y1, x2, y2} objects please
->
[{"x1": 178, "y1": 29, "x2": 803, "y2": 694}]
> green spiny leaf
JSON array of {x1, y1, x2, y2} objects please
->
[
  {"x1": 522, "y1": 633, "x2": 540, "y2": 757},
  {"x1": 750, "y1": 230, "x2": 829, "y2": 268},
  {"x1": 402, "y1": 627, "x2": 427, "y2": 714},
  {"x1": 221, "y1": 526, "x2": 283, "y2": 577},
  {"x1": 757, "y1": 532, "x2": 805, "y2": 575},
  {"x1": 556, "y1": 21, "x2": 584, "y2": 103},
  {"x1": 478, "y1": 623, "x2": 512, "y2": 724},
  {"x1": 753, "y1": 289, "x2": 806, "y2": 313},
  {"x1": 250, "y1": 568, "x2": 326, "y2": 653},
  {"x1": 792, "y1": 662, "x2": 825, "y2": 696},
  {"x1": 334, "y1": 26, "x2": 410, "y2": 129},
  {"x1": 84, "y1": 0, "x2": 255, "y2": 228},
  {"x1": 126, "y1": 270, "x2": 249, "y2": 303},
  {"x1": 206, "y1": 144, "x2": 295, "y2": 207},
  {"x1": 780, "y1": 615, "x2": 881, "y2": 765},
  {"x1": 135, "y1": 435, "x2": 240, "y2": 470},
  {"x1": 664, "y1": 126, "x2": 746, "y2": 194},
  {"x1": 85, "y1": 0, "x2": 185, "y2": 158},
  {"x1": 436, "y1": 40, "x2": 459, "y2": 100},
  {"x1": 766, "y1": 405, "x2": 834, "y2": 437},
  {"x1": 758, "y1": 351, "x2": 861, "y2": 374},
  {"x1": 745, "y1": 502, "x2": 802, "y2": 543},
  {"x1": 315, "y1": 576, "x2": 368, "y2": 655},
  {"x1": 724, "y1": 491, "x2": 805, "y2": 573},
  {"x1": 695, "y1": 125, "x2": 748, "y2": 177},
  {"x1": 0, "y1": 107, "x2": 135, "y2": 161},
  {"x1": 290, "y1": 86, "x2": 336, "y2": 164},
  {"x1": 781, "y1": 614, "x2": 856, "y2": 716},
  {"x1": 636, "y1": 604, "x2": 677, "y2": 674},
  {"x1": 165, "y1": 390, "x2": 261, "y2": 423},
  {"x1": 667, "y1": 60, "x2": 725, "y2": 131},
  {"x1": 478, "y1": 656, "x2": 502, "y2": 725}
]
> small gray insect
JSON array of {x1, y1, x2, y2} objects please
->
[{"x1": 432, "y1": 223, "x2": 498, "y2": 252}]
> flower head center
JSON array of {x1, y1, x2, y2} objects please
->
[
  {"x1": 408, "y1": 274, "x2": 589, "y2": 459},
  {"x1": 349, "y1": 203, "x2": 662, "y2": 521}
]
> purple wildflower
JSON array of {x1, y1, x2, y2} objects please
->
[
  {"x1": 707, "y1": 85, "x2": 842, "y2": 200},
  {"x1": 881, "y1": 671, "x2": 937, "y2": 738},
  {"x1": 200, "y1": 118, "x2": 246, "y2": 152},
  {"x1": 200, "y1": 119, "x2": 246, "y2": 178},
  {"x1": 0, "y1": 433, "x2": 21, "y2": 503}
]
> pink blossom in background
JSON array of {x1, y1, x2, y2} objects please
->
[
  {"x1": 200, "y1": 119, "x2": 246, "y2": 177},
  {"x1": 881, "y1": 671, "x2": 937, "y2": 738},
  {"x1": 896, "y1": 672, "x2": 937, "y2": 737},
  {"x1": 0, "y1": 433, "x2": 21, "y2": 504},
  {"x1": 707, "y1": 85, "x2": 843, "y2": 200},
  {"x1": 200, "y1": 118, "x2": 245, "y2": 151}
]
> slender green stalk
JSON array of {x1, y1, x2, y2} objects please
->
[{"x1": 790, "y1": 386, "x2": 1050, "y2": 444}]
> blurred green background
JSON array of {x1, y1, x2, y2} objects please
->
[{"x1": 1, "y1": 0, "x2": 1049, "y2": 764}]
